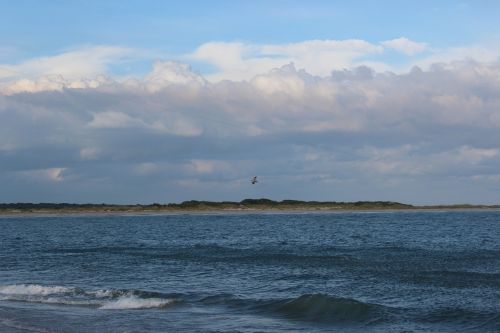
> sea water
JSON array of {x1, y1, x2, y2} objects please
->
[{"x1": 0, "y1": 210, "x2": 499, "y2": 332}]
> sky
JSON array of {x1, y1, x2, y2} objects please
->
[{"x1": 1, "y1": 0, "x2": 500, "y2": 204}]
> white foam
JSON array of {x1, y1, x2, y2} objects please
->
[
  {"x1": 0, "y1": 294, "x2": 100, "y2": 306},
  {"x1": 0, "y1": 284, "x2": 73, "y2": 296},
  {"x1": 100, "y1": 295, "x2": 175, "y2": 310},
  {"x1": 0, "y1": 284, "x2": 177, "y2": 310},
  {"x1": 88, "y1": 289, "x2": 117, "y2": 298},
  {"x1": 43, "y1": 297, "x2": 102, "y2": 307}
]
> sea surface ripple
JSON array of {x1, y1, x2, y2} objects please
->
[{"x1": 0, "y1": 210, "x2": 499, "y2": 332}]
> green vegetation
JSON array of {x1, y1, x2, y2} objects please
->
[{"x1": 0, "y1": 199, "x2": 498, "y2": 215}]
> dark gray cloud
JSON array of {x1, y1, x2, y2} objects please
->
[{"x1": 1, "y1": 60, "x2": 500, "y2": 204}]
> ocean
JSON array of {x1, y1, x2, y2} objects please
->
[{"x1": 0, "y1": 210, "x2": 499, "y2": 332}]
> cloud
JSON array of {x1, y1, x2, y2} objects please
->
[
  {"x1": 0, "y1": 46, "x2": 133, "y2": 80},
  {"x1": 250, "y1": 63, "x2": 310, "y2": 96},
  {"x1": 16, "y1": 168, "x2": 67, "y2": 182},
  {"x1": 135, "y1": 162, "x2": 162, "y2": 175},
  {"x1": 1, "y1": 43, "x2": 500, "y2": 203},
  {"x1": 0, "y1": 60, "x2": 205, "y2": 95},
  {"x1": 0, "y1": 38, "x2": 497, "y2": 92},
  {"x1": 0, "y1": 45, "x2": 134, "y2": 94},
  {"x1": 46, "y1": 168, "x2": 66, "y2": 182},
  {"x1": 79, "y1": 147, "x2": 101, "y2": 160},
  {"x1": 187, "y1": 159, "x2": 234, "y2": 175},
  {"x1": 355, "y1": 145, "x2": 500, "y2": 177},
  {"x1": 189, "y1": 39, "x2": 384, "y2": 81},
  {"x1": 89, "y1": 111, "x2": 144, "y2": 129},
  {"x1": 2, "y1": 75, "x2": 112, "y2": 95},
  {"x1": 141, "y1": 61, "x2": 207, "y2": 92},
  {"x1": 410, "y1": 45, "x2": 500, "y2": 72},
  {"x1": 381, "y1": 37, "x2": 427, "y2": 55}
]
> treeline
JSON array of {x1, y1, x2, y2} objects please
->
[
  {"x1": 169, "y1": 199, "x2": 413, "y2": 209},
  {"x1": 0, "y1": 199, "x2": 414, "y2": 211}
]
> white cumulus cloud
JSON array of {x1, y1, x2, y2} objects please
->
[
  {"x1": 190, "y1": 39, "x2": 384, "y2": 81},
  {"x1": 381, "y1": 37, "x2": 427, "y2": 55},
  {"x1": 1, "y1": 41, "x2": 500, "y2": 203},
  {"x1": 0, "y1": 46, "x2": 133, "y2": 80}
]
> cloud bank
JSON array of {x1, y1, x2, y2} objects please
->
[{"x1": 1, "y1": 39, "x2": 500, "y2": 204}]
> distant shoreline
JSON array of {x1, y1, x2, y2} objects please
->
[{"x1": 1, "y1": 199, "x2": 499, "y2": 216}]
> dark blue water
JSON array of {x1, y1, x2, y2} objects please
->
[{"x1": 0, "y1": 210, "x2": 499, "y2": 333}]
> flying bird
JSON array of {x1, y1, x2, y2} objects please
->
[{"x1": 251, "y1": 176, "x2": 258, "y2": 185}]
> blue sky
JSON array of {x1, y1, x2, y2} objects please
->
[
  {"x1": 1, "y1": 1, "x2": 500, "y2": 204},
  {"x1": 2, "y1": 1, "x2": 499, "y2": 65}
]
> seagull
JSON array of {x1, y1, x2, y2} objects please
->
[{"x1": 251, "y1": 176, "x2": 258, "y2": 185}]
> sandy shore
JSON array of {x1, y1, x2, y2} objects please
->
[{"x1": 1, "y1": 206, "x2": 499, "y2": 218}]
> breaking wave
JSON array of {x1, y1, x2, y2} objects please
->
[
  {"x1": 99, "y1": 295, "x2": 176, "y2": 310},
  {"x1": 0, "y1": 285, "x2": 386, "y2": 323},
  {"x1": 0, "y1": 284, "x2": 74, "y2": 296},
  {"x1": 0, "y1": 284, "x2": 178, "y2": 310}
]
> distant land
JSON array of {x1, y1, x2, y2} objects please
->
[{"x1": 0, "y1": 199, "x2": 499, "y2": 215}]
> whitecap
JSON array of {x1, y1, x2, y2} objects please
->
[
  {"x1": 88, "y1": 289, "x2": 120, "y2": 298},
  {"x1": 0, "y1": 284, "x2": 177, "y2": 310},
  {"x1": 100, "y1": 295, "x2": 176, "y2": 310},
  {"x1": 0, "y1": 284, "x2": 73, "y2": 296}
]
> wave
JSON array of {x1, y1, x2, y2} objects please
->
[
  {"x1": 49, "y1": 244, "x2": 500, "y2": 272},
  {"x1": 1, "y1": 285, "x2": 387, "y2": 324},
  {"x1": 45, "y1": 245, "x2": 358, "y2": 268},
  {"x1": 398, "y1": 270, "x2": 500, "y2": 288},
  {"x1": 417, "y1": 307, "x2": 500, "y2": 331},
  {"x1": 201, "y1": 293, "x2": 387, "y2": 324},
  {"x1": 419, "y1": 306, "x2": 500, "y2": 322},
  {"x1": 0, "y1": 318, "x2": 59, "y2": 333},
  {"x1": 0, "y1": 284, "x2": 178, "y2": 310},
  {"x1": 260, "y1": 294, "x2": 386, "y2": 324},
  {"x1": 0, "y1": 284, "x2": 74, "y2": 296},
  {"x1": 99, "y1": 295, "x2": 176, "y2": 310}
]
